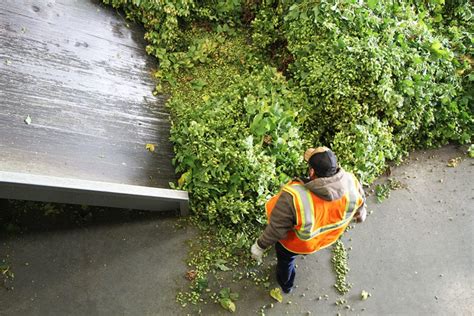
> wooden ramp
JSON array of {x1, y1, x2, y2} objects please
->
[{"x1": 0, "y1": 0, "x2": 188, "y2": 214}]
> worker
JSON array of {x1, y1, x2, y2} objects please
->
[{"x1": 250, "y1": 146, "x2": 367, "y2": 293}]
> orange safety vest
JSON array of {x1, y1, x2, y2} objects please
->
[{"x1": 265, "y1": 174, "x2": 364, "y2": 254}]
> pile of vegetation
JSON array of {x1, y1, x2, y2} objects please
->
[{"x1": 104, "y1": 0, "x2": 472, "y2": 308}]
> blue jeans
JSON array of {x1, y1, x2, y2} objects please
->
[{"x1": 275, "y1": 242, "x2": 298, "y2": 293}]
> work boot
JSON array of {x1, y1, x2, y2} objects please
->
[{"x1": 282, "y1": 287, "x2": 293, "y2": 294}]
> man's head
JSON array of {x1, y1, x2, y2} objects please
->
[{"x1": 304, "y1": 146, "x2": 338, "y2": 178}]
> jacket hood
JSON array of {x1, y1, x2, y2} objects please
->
[{"x1": 304, "y1": 168, "x2": 351, "y2": 201}]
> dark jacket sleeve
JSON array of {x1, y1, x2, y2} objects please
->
[{"x1": 257, "y1": 191, "x2": 296, "y2": 249}]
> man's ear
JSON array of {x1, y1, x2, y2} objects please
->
[{"x1": 309, "y1": 168, "x2": 315, "y2": 179}]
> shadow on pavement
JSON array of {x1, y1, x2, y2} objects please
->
[{"x1": 0, "y1": 199, "x2": 179, "y2": 238}]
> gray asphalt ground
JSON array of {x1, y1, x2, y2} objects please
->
[{"x1": 1, "y1": 145, "x2": 473, "y2": 315}]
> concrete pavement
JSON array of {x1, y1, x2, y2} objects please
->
[{"x1": 1, "y1": 145, "x2": 472, "y2": 315}]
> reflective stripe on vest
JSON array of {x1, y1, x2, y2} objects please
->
[{"x1": 283, "y1": 175, "x2": 359, "y2": 241}]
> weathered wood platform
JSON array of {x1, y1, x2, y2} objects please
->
[{"x1": 0, "y1": 0, "x2": 188, "y2": 214}]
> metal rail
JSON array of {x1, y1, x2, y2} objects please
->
[{"x1": 0, "y1": 171, "x2": 189, "y2": 215}]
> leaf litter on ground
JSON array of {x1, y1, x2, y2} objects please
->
[
  {"x1": 24, "y1": 115, "x2": 31, "y2": 125},
  {"x1": 270, "y1": 287, "x2": 283, "y2": 302},
  {"x1": 361, "y1": 290, "x2": 370, "y2": 300},
  {"x1": 145, "y1": 143, "x2": 155, "y2": 152},
  {"x1": 447, "y1": 157, "x2": 462, "y2": 167},
  {"x1": 219, "y1": 288, "x2": 238, "y2": 312}
]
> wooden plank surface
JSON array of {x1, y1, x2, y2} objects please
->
[{"x1": 0, "y1": 0, "x2": 177, "y2": 189}]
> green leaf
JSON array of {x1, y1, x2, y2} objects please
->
[
  {"x1": 468, "y1": 145, "x2": 474, "y2": 158},
  {"x1": 220, "y1": 298, "x2": 236, "y2": 312},
  {"x1": 412, "y1": 56, "x2": 423, "y2": 65},
  {"x1": 431, "y1": 40, "x2": 442, "y2": 51},
  {"x1": 195, "y1": 277, "x2": 208, "y2": 292},
  {"x1": 361, "y1": 290, "x2": 370, "y2": 300},
  {"x1": 285, "y1": 4, "x2": 300, "y2": 21},
  {"x1": 216, "y1": 264, "x2": 232, "y2": 271},
  {"x1": 433, "y1": 14, "x2": 443, "y2": 23},
  {"x1": 178, "y1": 170, "x2": 191, "y2": 188},
  {"x1": 191, "y1": 79, "x2": 206, "y2": 90},
  {"x1": 250, "y1": 113, "x2": 268, "y2": 136},
  {"x1": 219, "y1": 287, "x2": 231, "y2": 298},
  {"x1": 429, "y1": 40, "x2": 448, "y2": 57},
  {"x1": 145, "y1": 143, "x2": 155, "y2": 152},
  {"x1": 367, "y1": 0, "x2": 378, "y2": 10},
  {"x1": 375, "y1": 183, "x2": 390, "y2": 203},
  {"x1": 215, "y1": 259, "x2": 231, "y2": 271},
  {"x1": 270, "y1": 288, "x2": 283, "y2": 302},
  {"x1": 230, "y1": 292, "x2": 239, "y2": 301}
]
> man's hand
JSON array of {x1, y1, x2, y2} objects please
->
[
  {"x1": 354, "y1": 206, "x2": 367, "y2": 223},
  {"x1": 251, "y1": 240, "x2": 264, "y2": 263}
]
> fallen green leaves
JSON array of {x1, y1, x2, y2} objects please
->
[
  {"x1": 215, "y1": 259, "x2": 231, "y2": 272},
  {"x1": 331, "y1": 240, "x2": 352, "y2": 294},
  {"x1": 447, "y1": 157, "x2": 462, "y2": 167},
  {"x1": 375, "y1": 178, "x2": 404, "y2": 203},
  {"x1": 0, "y1": 263, "x2": 13, "y2": 277},
  {"x1": 145, "y1": 143, "x2": 155, "y2": 152},
  {"x1": 361, "y1": 290, "x2": 371, "y2": 300},
  {"x1": 270, "y1": 287, "x2": 283, "y2": 303},
  {"x1": 219, "y1": 288, "x2": 239, "y2": 313},
  {"x1": 220, "y1": 298, "x2": 236, "y2": 313},
  {"x1": 0, "y1": 261, "x2": 14, "y2": 290},
  {"x1": 375, "y1": 183, "x2": 391, "y2": 203}
]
